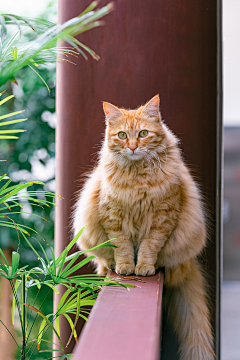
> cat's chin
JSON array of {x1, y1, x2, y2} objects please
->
[{"x1": 126, "y1": 153, "x2": 144, "y2": 161}]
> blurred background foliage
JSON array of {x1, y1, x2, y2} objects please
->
[
  {"x1": 0, "y1": 0, "x2": 56, "y2": 258},
  {"x1": 0, "y1": 66, "x2": 56, "y2": 251},
  {"x1": 0, "y1": 2, "x2": 57, "y2": 358}
]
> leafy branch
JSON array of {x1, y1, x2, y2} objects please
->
[{"x1": 0, "y1": 1, "x2": 114, "y2": 85}]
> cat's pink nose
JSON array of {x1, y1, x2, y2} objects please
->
[{"x1": 129, "y1": 145, "x2": 137, "y2": 152}]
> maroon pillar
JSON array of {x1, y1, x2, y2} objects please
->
[{"x1": 56, "y1": 0, "x2": 222, "y2": 357}]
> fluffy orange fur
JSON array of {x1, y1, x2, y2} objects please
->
[{"x1": 73, "y1": 95, "x2": 214, "y2": 360}]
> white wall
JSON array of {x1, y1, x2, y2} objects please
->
[
  {"x1": 0, "y1": 0, "x2": 53, "y2": 17},
  {"x1": 223, "y1": 0, "x2": 240, "y2": 126}
]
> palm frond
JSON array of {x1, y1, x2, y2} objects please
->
[
  {"x1": 0, "y1": 14, "x2": 54, "y2": 35},
  {"x1": 0, "y1": 2, "x2": 114, "y2": 85},
  {"x1": 0, "y1": 175, "x2": 57, "y2": 238},
  {"x1": 0, "y1": 90, "x2": 27, "y2": 140}
]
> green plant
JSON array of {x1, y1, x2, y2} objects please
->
[
  {"x1": 0, "y1": 174, "x2": 54, "y2": 235},
  {"x1": 0, "y1": 228, "x2": 134, "y2": 359}
]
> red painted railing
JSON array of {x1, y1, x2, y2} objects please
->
[{"x1": 72, "y1": 271, "x2": 164, "y2": 360}]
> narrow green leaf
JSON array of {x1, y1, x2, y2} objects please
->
[
  {"x1": 36, "y1": 239, "x2": 51, "y2": 266},
  {"x1": 24, "y1": 303, "x2": 64, "y2": 352},
  {"x1": 0, "y1": 261, "x2": 8, "y2": 273},
  {"x1": 0, "y1": 184, "x2": 11, "y2": 200},
  {"x1": 12, "y1": 279, "x2": 20, "y2": 325},
  {"x1": 0, "y1": 221, "x2": 30, "y2": 236},
  {"x1": 0, "y1": 248, "x2": 9, "y2": 266},
  {"x1": 6, "y1": 15, "x2": 22, "y2": 35},
  {"x1": 80, "y1": 239, "x2": 116, "y2": 255},
  {"x1": 37, "y1": 317, "x2": 47, "y2": 350},
  {"x1": 21, "y1": 274, "x2": 26, "y2": 332},
  {"x1": 0, "y1": 130, "x2": 25, "y2": 134},
  {"x1": 79, "y1": 1, "x2": 99, "y2": 17},
  {"x1": 0, "y1": 110, "x2": 25, "y2": 121},
  {"x1": 56, "y1": 248, "x2": 67, "y2": 276},
  {"x1": 63, "y1": 251, "x2": 82, "y2": 264},
  {"x1": 38, "y1": 257, "x2": 48, "y2": 273},
  {"x1": 0, "y1": 94, "x2": 15, "y2": 106},
  {"x1": 0, "y1": 135, "x2": 19, "y2": 139},
  {"x1": 0, "y1": 118, "x2": 27, "y2": 127},
  {"x1": 1, "y1": 31, "x2": 19, "y2": 59},
  {"x1": 11, "y1": 251, "x2": 20, "y2": 275},
  {"x1": 59, "y1": 252, "x2": 84, "y2": 277},
  {"x1": 76, "y1": 290, "x2": 81, "y2": 320},
  {"x1": 12, "y1": 46, "x2": 18, "y2": 60},
  {"x1": 50, "y1": 247, "x2": 56, "y2": 276},
  {"x1": 22, "y1": 233, "x2": 41, "y2": 259},
  {"x1": 29, "y1": 58, "x2": 39, "y2": 67},
  {"x1": 0, "y1": 181, "x2": 44, "y2": 203},
  {"x1": 55, "y1": 227, "x2": 85, "y2": 267},
  {"x1": 0, "y1": 177, "x2": 12, "y2": 194},
  {"x1": 55, "y1": 315, "x2": 60, "y2": 339},
  {"x1": 57, "y1": 289, "x2": 72, "y2": 310},
  {"x1": 79, "y1": 313, "x2": 88, "y2": 322},
  {"x1": 43, "y1": 282, "x2": 60, "y2": 295},
  {"x1": 64, "y1": 313, "x2": 78, "y2": 346},
  {"x1": 28, "y1": 65, "x2": 50, "y2": 95},
  {"x1": 0, "y1": 173, "x2": 8, "y2": 182},
  {"x1": 69, "y1": 36, "x2": 99, "y2": 60},
  {"x1": 61, "y1": 256, "x2": 95, "y2": 278}
]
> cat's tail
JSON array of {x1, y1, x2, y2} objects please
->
[{"x1": 164, "y1": 259, "x2": 215, "y2": 360}]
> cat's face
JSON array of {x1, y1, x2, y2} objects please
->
[{"x1": 103, "y1": 95, "x2": 164, "y2": 161}]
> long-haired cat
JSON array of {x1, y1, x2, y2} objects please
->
[{"x1": 73, "y1": 95, "x2": 214, "y2": 360}]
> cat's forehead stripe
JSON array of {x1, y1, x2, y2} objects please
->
[{"x1": 119, "y1": 114, "x2": 148, "y2": 129}]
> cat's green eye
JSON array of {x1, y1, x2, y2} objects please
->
[
  {"x1": 118, "y1": 132, "x2": 127, "y2": 139},
  {"x1": 139, "y1": 130, "x2": 148, "y2": 138}
]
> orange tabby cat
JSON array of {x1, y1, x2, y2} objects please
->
[{"x1": 73, "y1": 95, "x2": 214, "y2": 360}]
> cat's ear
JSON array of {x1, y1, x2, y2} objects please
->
[
  {"x1": 142, "y1": 95, "x2": 161, "y2": 120},
  {"x1": 103, "y1": 102, "x2": 123, "y2": 124}
]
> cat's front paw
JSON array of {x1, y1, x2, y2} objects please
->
[
  {"x1": 116, "y1": 263, "x2": 135, "y2": 275},
  {"x1": 135, "y1": 263, "x2": 155, "y2": 276}
]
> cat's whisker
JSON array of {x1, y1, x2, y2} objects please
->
[
  {"x1": 154, "y1": 151, "x2": 167, "y2": 177},
  {"x1": 143, "y1": 152, "x2": 154, "y2": 175},
  {"x1": 90, "y1": 151, "x2": 101, "y2": 163},
  {"x1": 150, "y1": 156, "x2": 157, "y2": 175},
  {"x1": 150, "y1": 151, "x2": 161, "y2": 171},
  {"x1": 161, "y1": 145, "x2": 168, "y2": 165},
  {"x1": 156, "y1": 145, "x2": 168, "y2": 165}
]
